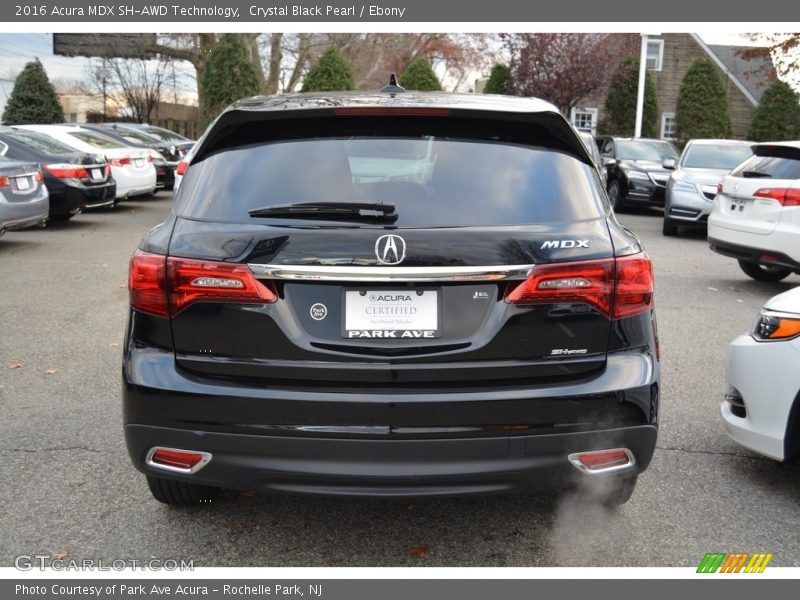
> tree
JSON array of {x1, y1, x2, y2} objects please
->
[
  {"x1": 599, "y1": 55, "x2": 659, "y2": 137},
  {"x1": 483, "y1": 64, "x2": 512, "y2": 94},
  {"x1": 301, "y1": 46, "x2": 356, "y2": 92},
  {"x1": 735, "y1": 34, "x2": 800, "y2": 84},
  {"x1": 748, "y1": 80, "x2": 800, "y2": 141},
  {"x1": 506, "y1": 33, "x2": 639, "y2": 113},
  {"x1": 2, "y1": 59, "x2": 64, "y2": 125},
  {"x1": 200, "y1": 34, "x2": 261, "y2": 121},
  {"x1": 399, "y1": 57, "x2": 442, "y2": 91},
  {"x1": 675, "y1": 59, "x2": 733, "y2": 145}
]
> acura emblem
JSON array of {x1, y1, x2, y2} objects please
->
[{"x1": 375, "y1": 234, "x2": 406, "y2": 265}]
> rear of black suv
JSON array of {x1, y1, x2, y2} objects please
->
[{"x1": 123, "y1": 92, "x2": 659, "y2": 506}]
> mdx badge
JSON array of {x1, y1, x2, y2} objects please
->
[
  {"x1": 375, "y1": 234, "x2": 406, "y2": 265},
  {"x1": 540, "y1": 240, "x2": 590, "y2": 249}
]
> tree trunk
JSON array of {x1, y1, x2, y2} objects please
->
[{"x1": 265, "y1": 33, "x2": 283, "y2": 94}]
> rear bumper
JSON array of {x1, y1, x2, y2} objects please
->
[
  {"x1": 126, "y1": 423, "x2": 656, "y2": 497},
  {"x1": 123, "y1": 345, "x2": 659, "y2": 496},
  {"x1": 708, "y1": 238, "x2": 800, "y2": 273}
]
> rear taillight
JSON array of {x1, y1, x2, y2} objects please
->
[
  {"x1": 109, "y1": 157, "x2": 132, "y2": 167},
  {"x1": 43, "y1": 163, "x2": 89, "y2": 179},
  {"x1": 334, "y1": 107, "x2": 452, "y2": 116},
  {"x1": 753, "y1": 187, "x2": 800, "y2": 207},
  {"x1": 104, "y1": 165, "x2": 111, "y2": 176},
  {"x1": 717, "y1": 183, "x2": 723, "y2": 194},
  {"x1": 505, "y1": 253, "x2": 654, "y2": 319},
  {"x1": 175, "y1": 160, "x2": 188, "y2": 176},
  {"x1": 128, "y1": 250, "x2": 277, "y2": 318},
  {"x1": 34, "y1": 171, "x2": 43, "y2": 182},
  {"x1": 0, "y1": 176, "x2": 9, "y2": 188}
]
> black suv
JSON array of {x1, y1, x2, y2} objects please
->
[
  {"x1": 597, "y1": 136, "x2": 679, "y2": 210},
  {"x1": 124, "y1": 90, "x2": 660, "y2": 506}
]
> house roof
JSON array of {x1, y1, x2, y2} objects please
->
[{"x1": 705, "y1": 44, "x2": 776, "y2": 103}]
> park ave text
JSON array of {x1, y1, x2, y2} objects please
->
[{"x1": 15, "y1": 4, "x2": 407, "y2": 19}]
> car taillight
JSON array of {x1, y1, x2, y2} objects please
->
[
  {"x1": 104, "y1": 165, "x2": 111, "y2": 176},
  {"x1": 128, "y1": 250, "x2": 277, "y2": 318},
  {"x1": 334, "y1": 107, "x2": 453, "y2": 116},
  {"x1": 753, "y1": 187, "x2": 800, "y2": 207},
  {"x1": 109, "y1": 157, "x2": 132, "y2": 167},
  {"x1": 34, "y1": 171, "x2": 43, "y2": 182},
  {"x1": 717, "y1": 183, "x2": 723, "y2": 194},
  {"x1": 505, "y1": 253, "x2": 654, "y2": 319},
  {"x1": 175, "y1": 160, "x2": 188, "y2": 176},
  {"x1": 0, "y1": 176, "x2": 9, "y2": 188},
  {"x1": 43, "y1": 164, "x2": 89, "y2": 179}
]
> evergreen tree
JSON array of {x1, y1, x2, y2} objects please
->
[
  {"x1": 675, "y1": 58, "x2": 733, "y2": 145},
  {"x1": 748, "y1": 80, "x2": 800, "y2": 141},
  {"x1": 399, "y1": 57, "x2": 442, "y2": 91},
  {"x1": 301, "y1": 47, "x2": 356, "y2": 92},
  {"x1": 200, "y1": 34, "x2": 262, "y2": 122},
  {"x1": 483, "y1": 64, "x2": 511, "y2": 94},
  {"x1": 599, "y1": 55, "x2": 658, "y2": 137},
  {"x1": 2, "y1": 59, "x2": 64, "y2": 125}
]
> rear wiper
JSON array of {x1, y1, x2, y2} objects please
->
[
  {"x1": 741, "y1": 170, "x2": 772, "y2": 178},
  {"x1": 248, "y1": 201, "x2": 398, "y2": 222}
]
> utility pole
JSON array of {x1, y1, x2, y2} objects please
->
[{"x1": 634, "y1": 34, "x2": 648, "y2": 138}]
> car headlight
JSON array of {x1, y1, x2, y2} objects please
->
[
  {"x1": 622, "y1": 168, "x2": 649, "y2": 181},
  {"x1": 670, "y1": 180, "x2": 697, "y2": 193},
  {"x1": 753, "y1": 309, "x2": 800, "y2": 341}
]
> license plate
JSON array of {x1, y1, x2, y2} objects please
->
[
  {"x1": 91, "y1": 168, "x2": 102, "y2": 180},
  {"x1": 134, "y1": 158, "x2": 144, "y2": 167},
  {"x1": 343, "y1": 289, "x2": 440, "y2": 339},
  {"x1": 730, "y1": 197, "x2": 747, "y2": 214},
  {"x1": 15, "y1": 177, "x2": 30, "y2": 191}
]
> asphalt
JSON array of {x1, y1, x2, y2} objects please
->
[{"x1": 1, "y1": 196, "x2": 799, "y2": 567}]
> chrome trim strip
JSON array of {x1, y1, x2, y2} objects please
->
[
  {"x1": 567, "y1": 448, "x2": 636, "y2": 476},
  {"x1": 145, "y1": 446, "x2": 212, "y2": 475},
  {"x1": 248, "y1": 264, "x2": 534, "y2": 282},
  {"x1": 12, "y1": 172, "x2": 40, "y2": 179}
]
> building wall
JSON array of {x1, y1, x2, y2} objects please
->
[
  {"x1": 574, "y1": 33, "x2": 755, "y2": 141},
  {"x1": 151, "y1": 102, "x2": 201, "y2": 139}
]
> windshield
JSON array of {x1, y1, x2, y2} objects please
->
[
  {"x1": 176, "y1": 136, "x2": 605, "y2": 227},
  {"x1": 616, "y1": 140, "x2": 679, "y2": 161},
  {"x1": 682, "y1": 144, "x2": 752, "y2": 170}
]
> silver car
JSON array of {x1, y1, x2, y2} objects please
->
[
  {"x1": 0, "y1": 156, "x2": 48, "y2": 237},
  {"x1": 578, "y1": 131, "x2": 606, "y2": 188},
  {"x1": 663, "y1": 139, "x2": 753, "y2": 236}
]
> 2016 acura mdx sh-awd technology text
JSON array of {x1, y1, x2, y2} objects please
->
[{"x1": 123, "y1": 88, "x2": 660, "y2": 506}]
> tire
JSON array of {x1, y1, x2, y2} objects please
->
[
  {"x1": 662, "y1": 218, "x2": 679, "y2": 236},
  {"x1": 597, "y1": 476, "x2": 638, "y2": 507},
  {"x1": 48, "y1": 212, "x2": 77, "y2": 222},
  {"x1": 738, "y1": 260, "x2": 791, "y2": 282},
  {"x1": 607, "y1": 179, "x2": 625, "y2": 212},
  {"x1": 146, "y1": 475, "x2": 221, "y2": 506}
]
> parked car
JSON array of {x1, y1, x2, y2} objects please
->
[
  {"x1": 17, "y1": 125, "x2": 156, "y2": 201},
  {"x1": 663, "y1": 139, "x2": 753, "y2": 236},
  {"x1": 106, "y1": 123, "x2": 195, "y2": 157},
  {"x1": 708, "y1": 141, "x2": 800, "y2": 282},
  {"x1": 0, "y1": 156, "x2": 48, "y2": 235},
  {"x1": 722, "y1": 286, "x2": 800, "y2": 461},
  {"x1": 578, "y1": 131, "x2": 606, "y2": 187},
  {"x1": 596, "y1": 136, "x2": 679, "y2": 210},
  {"x1": 80, "y1": 124, "x2": 174, "y2": 190},
  {"x1": 0, "y1": 126, "x2": 115, "y2": 220},
  {"x1": 124, "y1": 89, "x2": 659, "y2": 507}
]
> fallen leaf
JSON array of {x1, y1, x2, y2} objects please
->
[
  {"x1": 54, "y1": 550, "x2": 69, "y2": 559},
  {"x1": 225, "y1": 521, "x2": 246, "y2": 531},
  {"x1": 407, "y1": 545, "x2": 430, "y2": 558},
  {"x1": 240, "y1": 490, "x2": 256, "y2": 498},
  {"x1": 109, "y1": 343, "x2": 120, "y2": 348},
  {"x1": 45, "y1": 368, "x2": 57, "y2": 375},
  {"x1": 118, "y1": 284, "x2": 127, "y2": 289},
  {"x1": 7, "y1": 363, "x2": 22, "y2": 369},
  {"x1": 674, "y1": 367, "x2": 683, "y2": 373}
]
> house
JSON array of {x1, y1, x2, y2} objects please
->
[{"x1": 571, "y1": 33, "x2": 776, "y2": 140}]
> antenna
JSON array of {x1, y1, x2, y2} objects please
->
[{"x1": 380, "y1": 73, "x2": 405, "y2": 94}]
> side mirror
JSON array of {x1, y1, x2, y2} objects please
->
[
  {"x1": 662, "y1": 158, "x2": 677, "y2": 170},
  {"x1": 601, "y1": 157, "x2": 617, "y2": 167}
]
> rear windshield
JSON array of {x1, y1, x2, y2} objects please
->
[
  {"x1": 5, "y1": 130, "x2": 77, "y2": 155},
  {"x1": 142, "y1": 127, "x2": 187, "y2": 142},
  {"x1": 731, "y1": 146, "x2": 800, "y2": 180},
  {"x1": 682, "y1": 144, "x2": 752, "y2": 170},
  {"x1": 175, "y1": 137, "x2": 605, "y2": 226},
  {"x1": 616, "y1": 140, "x2": 679, "y2": 161},
  {"x1": 68, "y1": 131, "x2": 122, "y2": 150}
]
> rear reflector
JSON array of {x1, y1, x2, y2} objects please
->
[
  {"x1": 43, "y1": 163, "x2": 89, "y2": 179},
  {"x1": 146, "y1": 447, "x2": 211, "y2": 474},
  {"x1": 568, "y1": 448, "x2": 635, "y2": 474},
  {"x1": 753, "y1": 187, "x2": 800, "y2": 207},
  {"x1": 334, "y1": 107, "x2": 452, "y2": 116},
  {"x1": 0, "y1": 176, "x2": 8, "y2": 188},
  {"x1": 128, "y1": 249, "x2": 277, "y2": 318},
  {"x1": 175, "y1": 160, "x2": 189, "y2": 176},
  {"x1": 505, "y1": 253, "x2": 654, "y2": 319}
]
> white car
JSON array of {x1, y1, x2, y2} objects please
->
[
  {"x1": 722, "y1": 286, "x2": 800, "y2": 461},
  {"x1": 17, "y1": 125, "x2": 157, "y2": 200},
  {"x1": 708, "y1": 141, "x2": 800, "y2": 282}
]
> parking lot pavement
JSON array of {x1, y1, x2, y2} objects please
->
[{"x1": 1, "y1": 200, "x2": 799, "y2": 567}]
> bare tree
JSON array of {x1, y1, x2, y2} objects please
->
[{"x1": 735, "y1": 33, "x2": 799, "y2": 88}]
